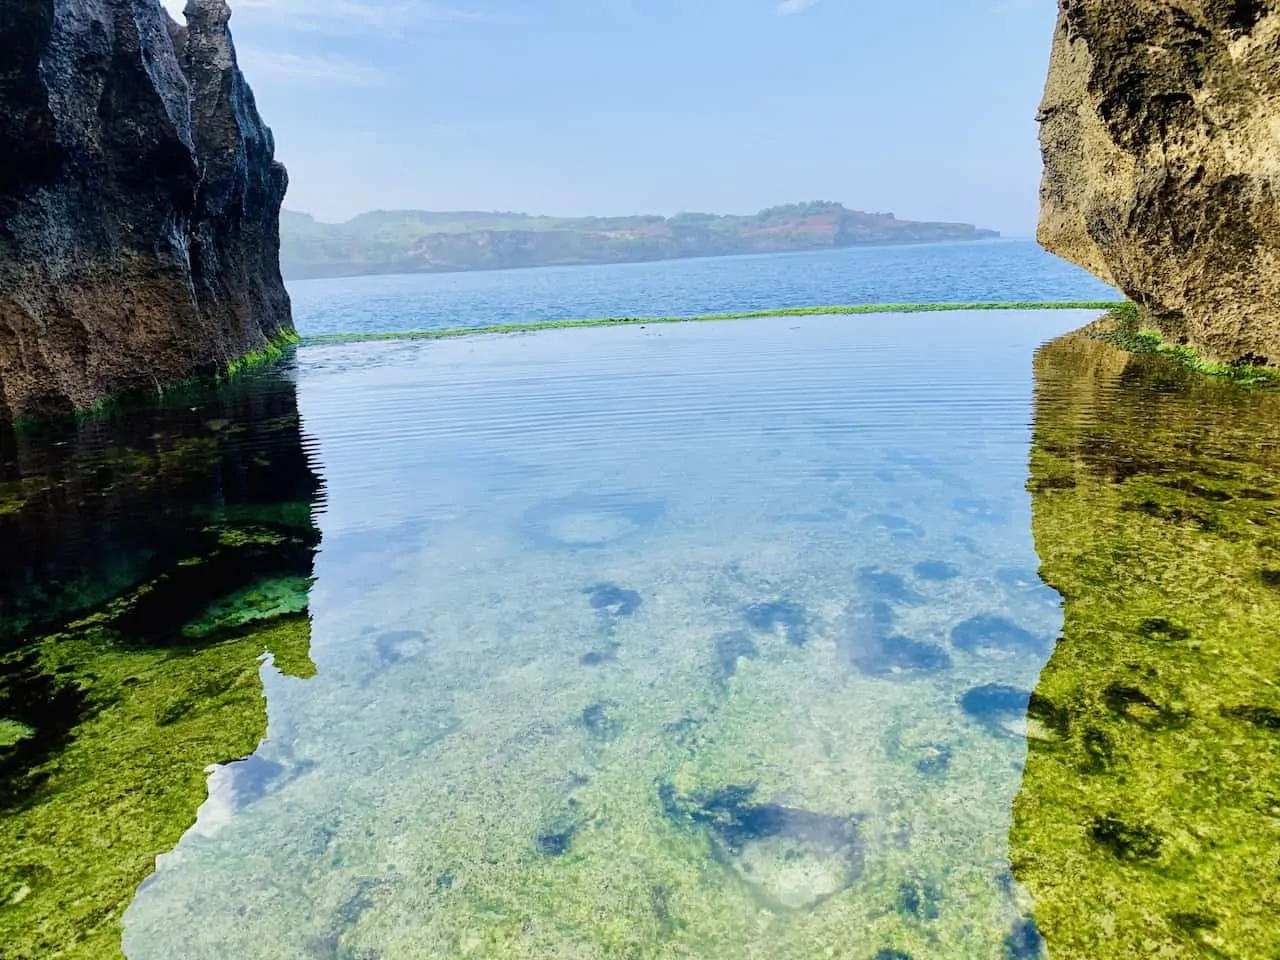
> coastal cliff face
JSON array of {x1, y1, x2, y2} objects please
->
[
  {"x1": 0, "y1": 0, "x2": 292, "y2": 420},
  {"x1": 1037, "y1": 1, "x2": 1280, "y2": 364}
]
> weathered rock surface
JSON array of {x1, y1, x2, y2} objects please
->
[
  {"x1": 1037, "y1": 1, "x2": 1280, "y2": 364},
  {"x1": 0, "y1": 0, "x2": 292, "y2": 419}
]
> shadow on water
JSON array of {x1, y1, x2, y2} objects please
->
[
  {"x1": 0, "y1": 365, "x2": 324, "y2": 960},
  {"x1": 1015, "y1": 329, "x2": 1280, "y2": 958}
]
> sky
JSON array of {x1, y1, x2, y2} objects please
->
[{"x1": 161, "y1": 0, "x2": 1059, "y2": 235}]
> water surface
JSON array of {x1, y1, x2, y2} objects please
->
[
  {"x1": 290, "y1": 239, "x2": 1118, "y2": 338},
  {"x1": 128, "y1": 310, "x2": 1086, "y2": 958},
  {"x1": 3, "y1": 309, "x2": 1277, "y2": 960}
]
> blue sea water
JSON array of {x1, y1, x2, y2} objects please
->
[{"x1": 289, "y1": 238, "x2": 1118, "y2": 337}]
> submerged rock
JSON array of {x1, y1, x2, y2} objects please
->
[
  {"x1": 659, "y1": 783, "x2": 863, "y2": 911},
  {"x1": 584, "y1": 583, "x2": 642, "y2": 617},
  {"x1": 712, "y1": 631, "x2": 758, "y2": 684},
  {"x1": 842, "y1": 600, "x2": 952, "y2": 678},
  {"x1": 1036, "y1": 1, "x2": 1280, "y2": 364},
  {"x1": 0, "y1": 0, "x2": 292, "y2": 419},
  {"x1": 742, "y1": 600, "x2": 809, "y2": 647}
]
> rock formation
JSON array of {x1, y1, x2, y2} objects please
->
[
  {"x1": 1037, "y1": 1, "x2": 1280, "y2": 365},
  {"x1": 0, "y1": 0, "x2": 292, "y2": 420}
]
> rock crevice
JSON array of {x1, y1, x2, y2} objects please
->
[
  {"x1": 0, "y1": 0, "x2": 291, "y2": 419},
  {"x1": 1037, "y1": 0, "x2": 1280, "y2": 364}
]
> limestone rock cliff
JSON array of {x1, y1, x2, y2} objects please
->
[
  {"x1": 1037, "y1": 1, "x2": 1280, "y2": 364},
  {"x1": 0, "y1": 0, "x2": 292, "y2": 419}
]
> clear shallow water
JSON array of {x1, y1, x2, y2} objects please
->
[
  {"x1": 131, "y1": 310, "x2": 1086, "y2": 958},
  {"x1": 3, "y1": 309, "x2": 1279, "y2": 960},
  {"x1": 289, "y1": 239, "x2": 1118, "y2": 338}
]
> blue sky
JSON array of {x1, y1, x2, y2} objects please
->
[{"x1": 162, "y1": 0, "x2": 1058, "y2": 233}]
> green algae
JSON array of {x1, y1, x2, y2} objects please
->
[
  {"x1": 0, "y1": 720, "x2": 34, "y2": 749},
  {"x1": 1093, "y1": 305, "x2": 1280, "y2": 388},
  {"x1": 222, "y1": 329, "x2": 302, "y2": 380},
  {"x1": 182, "y1": 576, "x2": 314, "y2": 641},
  {"x1": 0, "y1": 366, "x2": 323, "y2": 959},
  {"x1": 302, "y1": 300, "x2": 1126, "y2": 346},
  {"x1": 1013, "y1": 328, "x2": 1280, "y2": 959},
  {"x1": 0, "y1": 615, "x2": 313, "y2": 960},
  {"x1": 5, "y1": 330, "x2": 301, "y2": 432}
]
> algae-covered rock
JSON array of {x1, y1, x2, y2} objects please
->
[
  {"x1": 0, "y1": 366, "x2": 322, "y2": 959},
  {"x1": 1037, "y1": 1, "x2": 1280, "y2": 364},
  {"x1": 1013, "y1": 328, "x2": 1280, "y2": 957}
]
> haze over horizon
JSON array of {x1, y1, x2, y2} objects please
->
[{"x1": 161, "y1": 0, "x2": 1057, "y2": 236}]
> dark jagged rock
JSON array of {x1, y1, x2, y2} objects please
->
[
  {"x1": 0, "y1": 0, "x2": 292, "y2": 419},
  {"x1": 1036, "y1": 1, "x2": 1280, "y2": 364}
]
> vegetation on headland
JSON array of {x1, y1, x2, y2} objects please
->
[
  {"x1": 301, "y1": 300, "x2": 1127, "y2": 346},
  {"x1": 280, "y1": 201, "x2": 1000, "y2": 280}
]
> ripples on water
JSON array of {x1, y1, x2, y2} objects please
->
[{"x1": 2, "y1": 308, "x2": 1277, "y2": 959}]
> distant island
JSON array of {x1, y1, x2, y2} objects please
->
[{"x1": 279, "y1": 201, "x2": 1000, "y2": 280}]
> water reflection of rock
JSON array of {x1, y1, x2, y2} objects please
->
[
  {"x1": 1015, "y1": 329, "x2": 1280, "y2": 958},
  {"x1": 0, "y1": 370, "x2": 323, "y2": 959}
]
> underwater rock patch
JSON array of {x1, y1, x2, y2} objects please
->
[
  {"x1": 534, "y1": 811, "x2": 584, "y2": 858},
  {"x1": 959, "y1": 684, "x2": 1031, "y2": 738},
  {"x1": 856, "y1": 568, "x2": 926, "y2": 605},
  {"x1": 913, "y1": 560, "x2": 960, "y2": 582},
  {"x1": 1088, "y1": 814, "x2": 1163, "y2": 862},
  {"x1": 713, "y1": 631, "x2": 758, "y2": 684},
  {"x1": 584, "y1": 583, "x2": 642, "y2": 617},
  {"x1": 842, "y1": 601, "x2": 952, "y2": 679},
  {"x1": 898, "y1": 877, "x2": 942, "y2": 920},
  {"x1": 579, "y1": 702, "x2": 622, "y2": 742},
  {"x1": 375, "y1": 629, "x2": 428, "y2": 664},
  {"x1": 1102, "y1": 683, "x2": 1185, "y2": 731},
  {"x1": 1136, "y1": 617, "x2": 1191, "y2": 644},
  {"x1": 911, "y1": 743, "x2": 952, "y2": 777},
  {"x1": 1004, "y1": 918, "x2": 1046, "y2": 959},
  {"x1": 579, "y1": 644, "x2": 619, "y2": 667},
  {"x1": 742, "y1": 600, "x2": 808, "y2": 647},
  {"x1": 522, "y1": 493, "x2": 664, "y2": 549},
  {"x1": 1221, "y1": 704, "x2": 1280, "y2": 731},
  {"x1": 950, "y1": 614, "x2": 1048, "y2": 656},
  {"x1": 659, "y1": 784, "x2": 863, "y2": 911}
]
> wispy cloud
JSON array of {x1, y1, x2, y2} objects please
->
[
  {"x1": 229, "y1": 0, "x2": 519, "y2": 33},
  {"x1": 775, "y1": 0, "x2": 820, "y2": 15},
  {"x1": 236, "y1": 47, "x2": 389, "y2": 86}
]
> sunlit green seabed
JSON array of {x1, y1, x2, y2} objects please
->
[
  {"x1": 1, "y1": 309, "x2": 1276, "y2": 959},
  {"x1": 1013, "y1": 327, "x2": 1280, "y2": 958},
  {"x1": 0, "y1": 379, "x2": 322, "y2": 960}
]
